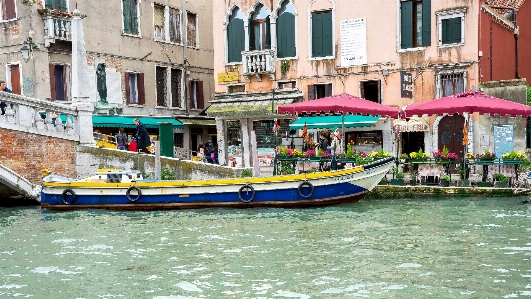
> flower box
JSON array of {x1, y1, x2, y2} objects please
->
[
  {"x1": 494, "y1": 181, "x2": 509, "y2": 188},
  {"x1": 440, "y1": 179, "x2": 450, "y2": 187},
  {"x1": 390, "y1": 178, "x2": 404, "y2": 186},
  {"x1": 476, "y1": 181, "x2": 491, "y2": 187}
]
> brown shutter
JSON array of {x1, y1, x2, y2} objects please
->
[
  {"x1": 49, "y1": 64, "x2": 56, "y2": 101},
  {"x1": 197, "y1": 80, "x2": 204, "y2": 109},
  {"x1": 325, "y1": 83, "x2": 332, "y2": 97},
  {"x1": 124, "y1": 72, "x2": 130, "y2": 104},
  {"x1": 10, "y1": 65, "x2": 20, "y2": 95},
  {"x1": 188, "y1": 80, "x2": 193, "y2": 108},
  {"x1": 3, "y1": 0, "x2": 16, "y2": 20},
  {"x1": 138, "y1": 73, "x2": 145, "y2": 105},
  {"x1": 307, "y1": 85, "x2": 315, "y2": 101}
]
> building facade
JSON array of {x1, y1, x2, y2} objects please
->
[
  {"x1": 212, "y1": 0, "x2": 530, "y2": 168},
  {"x1": 0, "y1": 0, "x2": 215, "y2": 152}
]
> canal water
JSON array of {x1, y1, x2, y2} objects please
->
[{"x1": 1, "y1": 197, "x2": 530, "y2": 298}]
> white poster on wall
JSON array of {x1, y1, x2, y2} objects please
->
[
  {"x1": 340, "y1": 18, "x2": 367, "y2": 67},
  {"x1": 106, "y1": 70, "x2": 122, "y2": 105}
]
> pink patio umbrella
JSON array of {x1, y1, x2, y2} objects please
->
[
  {"x1": 277, "y1": 93, "x2": 401, "y2": 118},
  {"x1": 403, "y1": 90, "x2": 531, "y2": 117}
]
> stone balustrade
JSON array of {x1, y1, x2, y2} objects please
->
[
  {"x1": 43, "y1": 14, "x2": 72, "y2": 47},
  {"x1": 242, "y1": 49, "x2": 276, "y2": 81},
  {"x1": 0, "y1": 93, "x2": 81, "y2": 141}
]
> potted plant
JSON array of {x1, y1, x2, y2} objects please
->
[
  {"x1": 378, "y1": 176, "x2": 388, "y2": 185},
  {"x1": 456, "y1": 164, "x2": 471, "y2": 187},
  {"x1": 390, "y1": 167, "x2": 405, "y2": 185},
  {"x1": 440, "y1": 174, "x2": 451, "y2": 187},
  {"x1": 399, "y1": 153, "x2": 408, "y2": 163},
  {"x1": 409, "y1": 149, "x2": 430, "y2": 162},
  {"x1": 476, "y1": 180, "x2": 492, "y2": 187},
  {"x1": 492, "y1": 173, "x2": 510, "y2": 188}
]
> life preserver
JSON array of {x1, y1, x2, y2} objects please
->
[
  {"x1": 61, "y1": 189, "x2": 76, "y2": 205},
  {"x1": 126, "y1": 186, "x2": 142, "y2": 202},
  {"x1": 238, "y1": 184, "x2": 255, "y2": 203},
  {"x1": 298, "y1": 181, "x2": 314, "y2": 198}
]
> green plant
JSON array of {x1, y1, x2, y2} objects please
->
[
  {"x1": 527, "y1": 85, "x2": 531, "y2": 106},
  {"x1": 441, "y1": 174, "x2": 451, "y2": 181},
  {"x1": 160, "y1": 168, "x2": 176, "y2": 180},
  {"x1": 241, "y1": 169, "x2": 253, "y2": 178},
  {"x1": 492, "y1": 173, "x2": 509, "y2": 182},
  {"x1": 392, "y1": 167, "x2": 405, "y2": 179},
  {"x1": 456, "y1": 164, "x2": 470, "y2": 180},
  {"x1": 280, "y1": 59, "x2": 290, "y2": 74}
]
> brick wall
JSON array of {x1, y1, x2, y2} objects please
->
[{"x1": 0, "y1": 129, "x2": 77, "y2": 184}]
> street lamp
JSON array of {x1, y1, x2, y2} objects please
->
[{"x1": 20, "y1": 37, "x2": 33, "y2": 63}]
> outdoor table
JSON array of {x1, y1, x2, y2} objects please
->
[
  {"x1": 410, "y1": 159, "x2": 456, "y2": 185},
  {"x1": 474, "y1": 159, "x2": 521, "y2": 185}
]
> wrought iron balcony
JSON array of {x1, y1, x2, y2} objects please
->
[{"x1": 241, "y1": 49, "x2": 276, "y2": 81}]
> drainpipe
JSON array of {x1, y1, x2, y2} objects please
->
[{"x1": 489, "y1": 6, "x2": 519, "y2": 78}]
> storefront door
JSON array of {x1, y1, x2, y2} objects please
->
[{"x1": 438, "y1": 115, "x2": 465, "y2": 158}]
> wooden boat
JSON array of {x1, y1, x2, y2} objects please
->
[{"x1": 40, "y1": 157, "x2": 395, "y2": 210}]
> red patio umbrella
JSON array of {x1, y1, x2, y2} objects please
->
[
  {"x1": 277, "y1": 93, "x2": 401, "y2": 118},
  {"x1": 403, "y1": 90, "x2": 531, "y2": 117}
]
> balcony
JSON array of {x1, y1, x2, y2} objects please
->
[
  {"x1": 38, "y1": 9, "x2": 72, "y2": 47},
  {"x1": 241, "y1": 49, "x2": 276, "y2": 81}
]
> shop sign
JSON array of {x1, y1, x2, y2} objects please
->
[
  {"x1": 394, "y1": 123, "x2": 428, "y2": 132},
  {"x1": 217, "y1": 72, "x2": 239, "y2": 82},
  {"x1": 400, "y1": 71, "x2": 413, "y2": 98}
]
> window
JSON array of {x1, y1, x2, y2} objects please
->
[
  {"x1": 45, "y1": 0, "x2": 67, "y2": 11},
  {"x1": 49, "y1": 64, "x2": 70, "y2": 101},
  {"x1": 156, "y1": 66, "x2": 167, "y2": 106},
  {"x1": 277, "y1": 1, "x2": 296, "y2": 58},
  {"x1": 311, "y1": 11, "x2": 332, "y2": 57},
  {"x1": 174, "y1": 133, "x2": 184, "y2": 148},
  {"x1": 154, "y1": 4, "x2": 164, "y2": 39},
  {"x1": 125, "y1": 72, "x2": 145, "y2": 105},
  {"x1": 1, "y1": 0, "x2": 16, "y2": 20},
  {"x1": 438, "y1": 10, "x2": 465, "y2": 46},
  {"x1": 187, "y1": 12, "x2": 197, "y2": 47},
  {"x1": 189, "y1": 80, "x2": 204, "y2": 110},
  {"x1": 307, "y1": 83, "x2": 332, "y2": 100},
  {"x1": 249, "y1": 4, "x2": 270, "y2": 51},
  {"x1": 155, "y1": 66, "x2": 183, "y2": 108},
  {"x1": 437, "y1": 71, "x2": 466, "y2": 98},
  {"x1": 170, "y1": 68, "x2": 183, "y2": 108},
  {"x1": 169, "y1": 8, "x2": 181, "y2": 43},
  {"x1": 227, "y1": 84, "x2": 245, "y2": 93},
  {"x1": 227, "y1": 7, "x2": 245, "y2": 63},
  {"x1": 400, "y1": 0, "x2": 431, "y2": 49},
  {"x1": 278, "y1": 80, "x2": 296, "y2": 90},
  {"x1": 361, "y1": 80, "x2": 381, "y2": 103},
  {"x1": 122, "y1": 0, "x2": 139, "y2": 35},
  {"x1": 7, "y1": 64, "x2": 20, "y2": 95}
]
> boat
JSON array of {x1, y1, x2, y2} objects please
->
[{"x1": 40, "y1": 157, "x2": 395, "y2": 210}]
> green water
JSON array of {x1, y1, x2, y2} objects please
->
[{"x1": 1, "y1": 197, "x2": 531, "y2": 298}]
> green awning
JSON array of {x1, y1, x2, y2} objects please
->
[
  {"x1": 91, "y1": 116, "x2": 184, "y2": 129},
  {"x1": 289, "y1": 115, "x2": 380, "y2": 129}
]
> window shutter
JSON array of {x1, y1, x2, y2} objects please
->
[
  {"x1": 123, "y1": 0, "x2": 131, "y2": 34},
  {"x1": 138, "y1": 73, "x2": 145, "y2": 105},
  {"x1": 3, "y1": 0, "x2": 16, "y2": 20},
  {"x1": 125, "y1": 72, "x2": 130, "y2": 104},
  {"x1": 277, "y1": 9, "x2": 296, "y2": 58},
  {"x1": 169, "y1": 8, "x2": 181, "y2": 43},
  {"x1": 325, "y1": 83, "x2": 332, "y2": 97},
  {"x1": 197, "y1": 81, "x2": 204, "y2": 109},
  {"x1": 451, "y1": 17, "x2": 461, "y2": 44},
  {"x1": 49, "y1": 64, "x2": 56, "y2": 101},
  {"x1": 10, "y1": 65, "x2": 20, "y2": 95},
  {"x1": 311, "y1": 12, "x2": 323, "y2": 57},
  {"x1": 265, "y1": 16, "x2": 271, "y2": 49},
  {"x1": 307, "y1": 85, "x2": 315, "y2": 101},
  {"x1": 400, "y1": 1, "x2": 413, "y2": 49},
  {"x1": 322, "y1": 12, "x2": 333, "y2": 57},
  {"x1": 227, "y1": 16, "x2": 244, "y2": 63},
  {"x1": 421, "y1": 0, "x2": 431, "y2": 46},
  {"x1": 442, "y1": 19, "x2": 450, "y2": 44}
]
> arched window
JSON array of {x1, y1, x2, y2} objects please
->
[
  {"x1": 250, "y1": 4, "x2": 271, "y2": 51},
  {"x1": 277, "y1": 1, "x2": 296, "y2": 58},
  {"x1": 227, "y1": 7, "x2": 245, "y2": 63}
]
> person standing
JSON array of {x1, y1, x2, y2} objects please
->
[
  {"x1": 0, "y1": 80, "x2": 12, "y2": 115},
  {"x1": 134, "y1": 118, "x2": 150, "y2": 153},
  {"x1": 116, "y1": 128, "x2": 128, "y2": 150}
]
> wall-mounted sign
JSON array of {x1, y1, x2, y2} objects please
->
[
  {"x1": 400, "y1": 71, "x2": 413, "y2": 98},
  {"x1": 217, "y1": 72, "x2": 239, "y2": 82},
  {"x1": 340, "y1": 18, "x2": 367, "y2": 67},
  {"x1": 393, "y1": 118, "x2": 429, "y2": 132}
]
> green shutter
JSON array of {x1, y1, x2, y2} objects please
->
[
  {"x1": 421, "y1": 0, "x2": 431, "y2": 46},
  {"x1": 312, "y1": 11, "x2": 332, "y2": 57},
  {"x1": 322, "y1": 11, "x2": 333, "y2": 56},
  {"x1": 277, "y1": 9, "x2": 296, "y2": 58},
  {"x1": 227, "y1": 17, "x2": 244, "y2": 63},
  {"x1": 451, "y1": 17, "x2": 461, "y2": 44},
  {"x1": 442, "y1": 19, "x2": 450, "y2": 44},
  {"x1": 400, "y1": 1, "x2": 413, "y2": 49},
  {"x1": 123, "y1": 0, "x2": 131, "y2": 34},
  {"x1": 130, "y1": 0, "x2": 139, "y2": 35},
  {"x1": 266, "y1": 16, "x2": 271, "y2": 49},
  {"x1": 312, "y1": 12, "x2": 322, "y2": 57}
]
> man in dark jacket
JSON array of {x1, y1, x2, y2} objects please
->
[{"x1": 134, "y1": 118, "x2": 150, "y2": 153}]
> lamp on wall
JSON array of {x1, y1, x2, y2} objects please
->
[{"x1": 20, "y1": 37, "x2": 33, "y2": 63}]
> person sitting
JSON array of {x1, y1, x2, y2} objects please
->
[{"x1": 128, "y1": 137, "x2": 138, "y2": 152}]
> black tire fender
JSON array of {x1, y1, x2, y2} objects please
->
[
  {"x1": 61, "y1": 188, "x2": 76, "y2": 205},
  {"x1": 238, "y1": 184, "x2": 255, "y2": 203},
  {"x1": 126, "y1": 186, "x2": 142, "y2": 202},
  {"x1": 298, "y1": 181, "x2": 314, "y2": 198}
]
